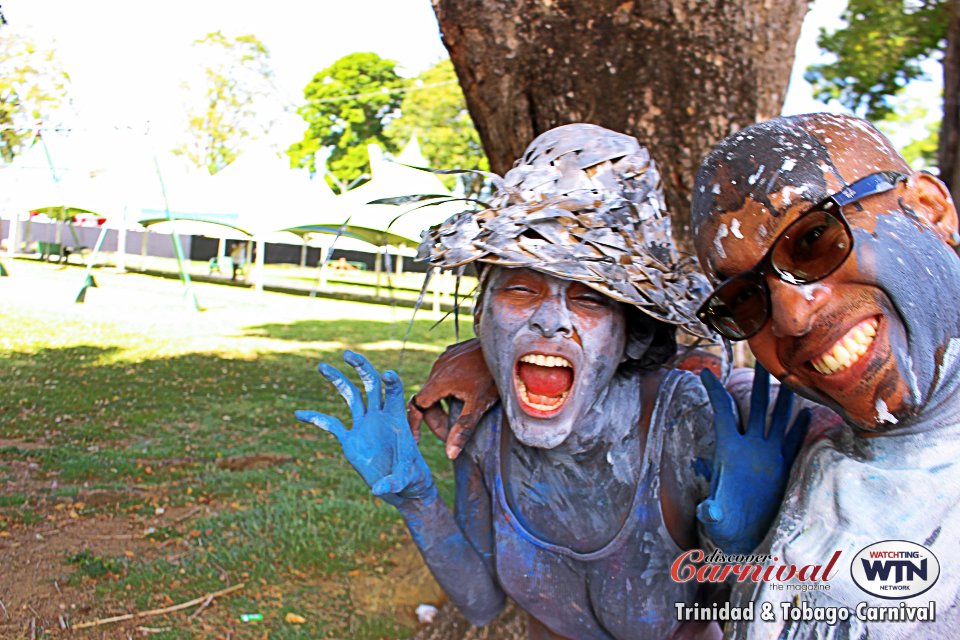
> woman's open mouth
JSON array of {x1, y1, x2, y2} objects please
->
[{"x1": 514, "y1": 353, "x2": 574, "y2": 417}]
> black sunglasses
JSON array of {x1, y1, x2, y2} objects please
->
[{"x1": 697, "y1": 171, "x2": 907, "y2": 341}]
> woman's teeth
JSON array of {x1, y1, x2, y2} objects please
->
[
  {"x1": 519, "y1": 354, "x2": 572, "y2": 368},
  {"x1": 516, "y1": 353, "x2": 573, "y2": 412},
  {"x1": 517, "y1": 380, "x2": 569, "y2": 411},
  {"x1": 811, "y1": 318, "x2": 878, "y2": 375}
]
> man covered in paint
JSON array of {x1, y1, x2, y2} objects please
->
[
  {"x1": 691, "y1": 112, "x2": 960, "y2": 638},
  {"x1": 297, "y1": 125, "x2": 806, "y2": 639}
]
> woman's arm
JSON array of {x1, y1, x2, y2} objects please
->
[
  {"x1": 296, "y1": 351, "x2": 504, "y2": 624},
  {"x1": 395, "y1": 487, "x2": 504, "y2": 624}
]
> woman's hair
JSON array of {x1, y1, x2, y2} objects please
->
[{"x1": 622, "y1": 304, "x2": 677, "y2": 372}]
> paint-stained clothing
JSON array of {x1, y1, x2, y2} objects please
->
[
  {"x1": 726, "y1": 415, "x2": 960, "y2": 639},
  {"x1": 456, "y1": 368, "x2": 715, "y2": 639}
]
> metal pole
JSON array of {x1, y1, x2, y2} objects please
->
[
  {"x1": 253, "y1": 238, "x2": 265, "y2": 291},
  {"x1": 4, "y1": 211, "x2": 19, "y2": 257},
  {"x1": 75, "y1": 224, "x2": 109, "y2": 303},
  {"x1": 153, "y1": 155, "x2": 201, "y2": 311},
  {"x1": 319, "y1": 245, "x2": 328, "y2": 288},
  {"x1": 116, "y1": 206, "x2": 127, "y2": 272}
]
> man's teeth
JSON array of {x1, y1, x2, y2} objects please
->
[
  {"x1": 811, "y1": 318, "x2": 878, "y2": 375},
  {"x1": 517, "y1": 378, "x2": 569, "y2": 411},
  {"x1": 519, "y1": 354, "x2": 572, "y2": 368}
]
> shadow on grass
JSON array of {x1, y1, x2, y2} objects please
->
[
  {"x1": 243, "y1": 315, "x2": 475, "y2": 354},
  {"x1": 0, "y1": 342, "x2": 454, "y2": 477}
]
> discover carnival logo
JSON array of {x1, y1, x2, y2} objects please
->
[
  {"x1": 670, "y1": 549, "x2": 842, "y2": 584},
  {"x1": 850, "y1": 540, "x2": 940, "y2": 599}
]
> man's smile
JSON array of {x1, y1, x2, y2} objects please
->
[
  {"x1": 810, "y1": 316, "x2": 879, "y2": 375},
  {"x1": 514, "y1": 353, "x2": 574, "y2": 416}
]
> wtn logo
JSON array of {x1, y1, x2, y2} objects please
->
[
  {"x1": 851, "y1": 541, "x2": 940, "y2": 599},
  {"x1": 862, "y1": 558, "x2": 927, "y2": 582}
]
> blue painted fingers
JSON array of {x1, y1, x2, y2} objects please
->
[
  {"x1": 296, "y1": 351, "x2": 435, "y2": 507},
  {"x1": 696, "y1": 362, "x2": 811, "y2": 553}
]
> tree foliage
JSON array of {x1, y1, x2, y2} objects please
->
[
  {"x1": 288, "y1": 52, "x2": 407, "y2": 192},
  {"x1": 386, "y1": 60, "x2": 489, "y2": 197},
  {"x1": 878, "y1": 99, "x2": 940, "y2": 166},
  {"x1": 0, "y1": 26, "x2": 70, "y2": 164},
  {"x1": 805, "y1": 0, "x2": 948, "y2": 121},
  {"x1": 174, "y1": 31, "x2": 279, "y2": 175}
]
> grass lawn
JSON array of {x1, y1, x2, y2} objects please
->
[{"x1": 0, "y1": 259, "x2": 473, "y2": 638}]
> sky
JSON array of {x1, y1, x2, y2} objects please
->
[{"x1": 0, "y1": 0, "x2": 939, "y2": 153}]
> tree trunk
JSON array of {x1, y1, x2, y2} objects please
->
[
  {"x1": 432, "y1": 0, "x2": 811, "y2": 253},
  {"x1": 939, "y1": 0, "x2": 960, "y2": 200}
]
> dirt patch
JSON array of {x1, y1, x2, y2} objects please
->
[
  {"x1": 348, "y1": 542, "x2": 446, "y2": 627},
  {"x1": 0, "y1": 439, "x2": 46, "y2": 450},
  {"x1": 0, "y1": 513, "x2": 149, "y2": 636},
  {"x1": 0, "y1": 496, "x2": 204, "y2": 638},
  {"x1": 411, "y1": 600, "x2": 528, "y2": 640},
  {"x1": 346, "y1": 543, "x2": 527, "y2": 639},
  {"x1": 215, "y1": 453, "x2": 294, "y2": 471}
]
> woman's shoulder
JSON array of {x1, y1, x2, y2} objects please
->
[{"x1": 460, "y1": 404, "x2": 502, "y2": 465}]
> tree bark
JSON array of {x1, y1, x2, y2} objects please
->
[
  {"x1": 432, "y1": 0, "x2": 812, "y2": 252},
  {"x1": 939, "y1": 0, "x2": 960, "y2": 200}
]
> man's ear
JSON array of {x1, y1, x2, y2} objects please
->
[{"x1": 905, "y1": 171, "x2": 959, "y2": 245}]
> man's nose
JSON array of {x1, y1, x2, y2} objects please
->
[
  {"x1": 766, "y1": 277, "x2": 831, "y2": 338},
  {"x1": 529, "y1": 294, "x2": 573, "y2": 338}
]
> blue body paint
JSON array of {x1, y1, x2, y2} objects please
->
[{"x1": 696, "y1": 362, "x2": 810, "y2": 553}]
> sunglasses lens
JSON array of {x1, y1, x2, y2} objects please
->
[
  {"x1": 772, "y1": 209, "x2": 851, "y2": 283},
  {"x1": 702, "y1": 278, "x2": 768, "y2": 340}
]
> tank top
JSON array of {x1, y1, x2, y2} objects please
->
[{"x1": 481, "y1": 368, "x2": 698, "y2": 639}]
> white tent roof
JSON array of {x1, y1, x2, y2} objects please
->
[
  {"x1": 0, "y1": 131, "x2": 126, "y2": 219},
  {"x1": 286, "y1": 136, "x2": 463, "y2": 248},
  {"x1": 2, "y1": 132, "x2": 464, "y2": 255},
  {"x1": 206, "y1": 143, "x2": 340, "y2": 237}
]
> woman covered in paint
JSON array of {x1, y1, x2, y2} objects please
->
[{"x1": 297, "y1": 125, "x2": 806, "y2": 639}]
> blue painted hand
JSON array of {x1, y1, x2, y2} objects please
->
[
  {"x1": 696, "y1": 362, "x2": 810, "y2": 554},
  {"x1": 295, "y1": 351, "x2": 435, "y2": 507}
]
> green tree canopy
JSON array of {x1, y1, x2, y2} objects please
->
[
  {"x1": 174, "y1": 31, "x2": 279, "y2": 175},
  {"x1": 386, "y1": 60, "x2": 489, "y2": 197},
  {"x1": 805, "y1": 0, "x2": 947, "y2": 121},
  {"x1": 0, "y1": 26, "x2": 70, "y2": 164},
  {"x1": 877, "y1": 98, "x2": 941, "y2": 166},
  {"x1": 287, "y1": 52, "x2": 408, "y2": 192}
]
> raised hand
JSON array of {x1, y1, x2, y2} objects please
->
[
  {"x1": 407, "y1": 338, "x2": 500, "y2": 460},
  {"x1": 696, "y1": 362, "x2": 810, "y2": 554},
  {"x1": 297, "y1": 351, "x2": 434, "y2": 506}
]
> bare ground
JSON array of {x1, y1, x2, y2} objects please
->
[{"x1": 0, "y1": 444, "x2": 527, "y2": 639}]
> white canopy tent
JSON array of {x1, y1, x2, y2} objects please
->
[
  {"x1": 1, "y1": 131, "x2": 467, "y2": 302},
  {"x1": 282, "y1": 137, "x2": 465, "y2": 283}
]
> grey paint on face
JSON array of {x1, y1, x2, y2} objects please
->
[
  {"x1": 852, "y1": 210, "x2": 960, "y2": 430},
  {"x1": 783, "y1": 208, "x2": 960, "y2": 431},
  {"x1": 477, "y1": 267, "x2": 628, "y2": 450}
]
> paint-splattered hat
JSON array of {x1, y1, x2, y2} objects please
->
[{"x1": 417, "y1": 123, "x2": 711, "y2": 337}]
